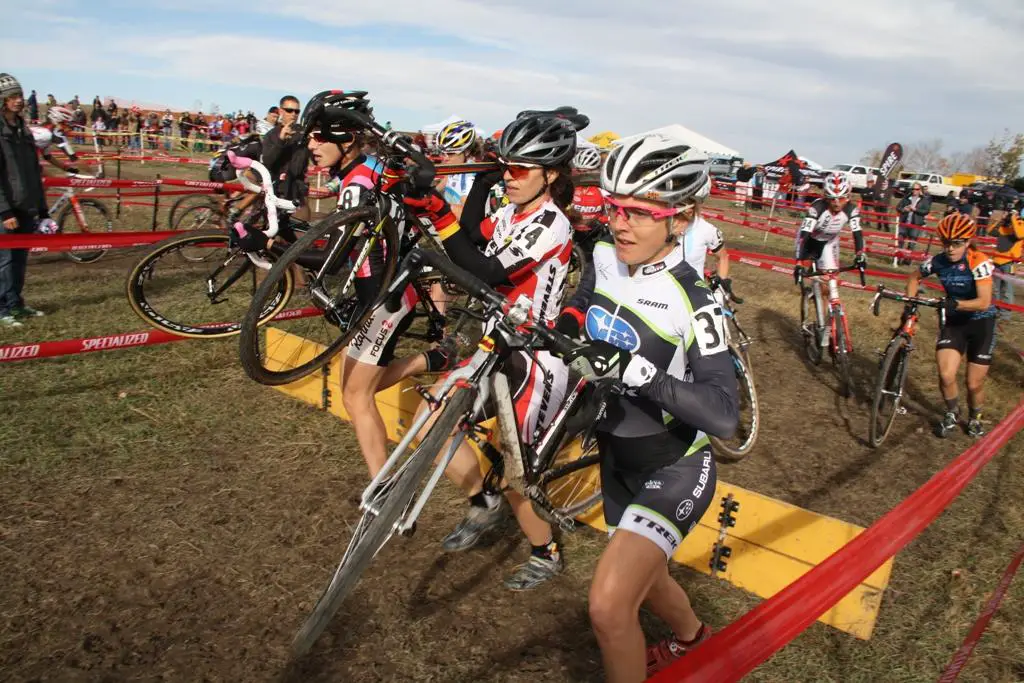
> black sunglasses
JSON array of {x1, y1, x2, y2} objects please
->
[{"x1": 281, "y1": 107, "x2": 300, "y2": 114}]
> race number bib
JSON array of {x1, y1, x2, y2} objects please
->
[
  {"x1": 691, "y1": 303, "x2": 728, "y2": 356},
  {"x1": 338, "y1": 185, "x2": 361, "y2": 210},
  {"x1": 972, "y1": 259, "x2": 993, "y2": 280}
]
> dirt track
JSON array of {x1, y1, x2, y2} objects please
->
[{"x1": 1, "y1": 215, "x2": 1022, "y2": 682}]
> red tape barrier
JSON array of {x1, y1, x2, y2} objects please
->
[
  {"x1": 650, "y1": 399, "x2": 1024, "y2": 683},
  {"x1": 0, "y1": 307, "x2": 320, "y2": 363},
  {"x1": 728, "y1": 247, "x2": 1024, "y2": 313},
  {"x1": 1, "y1": 231, "x2": 180, "y2": 252},
  {"x1": 937, "y1": 539, "x2": 1024, "y2": 682}
]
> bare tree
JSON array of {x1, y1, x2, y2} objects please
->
[
  {"x1": 903, "y1": 139, "x2": 948, "y2": 172},
  {"x1": 983, "y1": 129, "x2": 1024, "y2": 181},
  {"x1": 859, "y1": 148, "x2": 884, "y2": 166}
]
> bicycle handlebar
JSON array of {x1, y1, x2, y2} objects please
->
[
  {"x1": 800, "y1": 262, "x2": 867, "y2": 287},
  {"x1": 225, "y1": 151, "x2": 296, "y2": 238},
  {"x1": 871, "y1": 284, "x2": 945, "y2": 327},
  {"x1": 394, "y1": 249, "x2": 579, "y2": 358}
]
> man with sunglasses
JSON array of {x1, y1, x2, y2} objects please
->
[
  {"x1": 261, "y1": 95, "x2": 310, "y2": 217},
  {"x1": 906, "y1": 213, "x2": 997, "y2": 438},
  {"x1": 896, "y1": 182, "x2": 932, "y2": 266}
]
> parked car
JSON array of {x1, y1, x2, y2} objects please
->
[
  {"x1": 964, "y1": 182, "x2": 1021, "y2": 211},
  {"x1": 829, "y1": 164, "x2": 881, "y2": 191},
  {"x1": 893, "y1": 172, "x2": 960, "y2": 202}
]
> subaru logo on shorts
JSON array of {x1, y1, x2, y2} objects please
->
[
  {"x1": 676, "y1": 499, "x2": 694, "y2": 521},
  {"x1": 586, "y1": 306, "x2": 640, "y2": 351}
]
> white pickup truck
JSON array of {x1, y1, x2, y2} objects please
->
[
  {"x1": 893, "y1": 172, "x2": 960, "y2": 201},
  {"x1": 829, "y1": 164, "x2": 881, "y2": 191}
]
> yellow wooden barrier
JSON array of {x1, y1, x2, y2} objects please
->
[{"x1": 265, "y1": 327, "x2": 892, "y2": 639}]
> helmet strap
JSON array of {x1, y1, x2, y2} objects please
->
[{"x1": 665, "y1": 215, "x2": 677, "y2": 244}]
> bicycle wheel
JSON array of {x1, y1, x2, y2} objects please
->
[
  {"x1": 173, "y1": 203, "x2": 224, "y2": 233},
  {"x1": 560, "y1": 243, "x2": 588, "y2": 307},
  {"x1": 869, "y1": 337, "x2": 910, "y2": 448},
  {"x1": 712, "y1": 344, "x2": 760, "y2": 462},
  {"x1": 58, "y1": 197, "x2": 113, "y2": 264},
  {"x1": 799, "y1": 286, "x2": 823, "y2": 365},
  {"x1": 291, "y1": 387, "x2": 475, "y2": 657},
  {"x1": 833, "y1": 311, "x2": 852, "y2": 397},
  {"x1": 167, "y1": 194, "x2": 220, "y2": 230},
  {"x1": 126, "y1": 229, "x2": 293, "y2": 339},
  {"x1": 534, "y1": 433, "x2": 602, "y2": 522},
  {"x1": 239, "y1": 206, "x2": 400, "y2": 386}
]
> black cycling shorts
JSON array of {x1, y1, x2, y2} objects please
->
[
  {"x1": 936, "y1": 316, "x2": 997, "y2": 365},
  {"x1": 599, "y1": 435, "x2": 717, "y2": 558}
]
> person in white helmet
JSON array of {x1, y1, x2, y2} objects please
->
[
  {"x1": 30, "y1": 105, "x2": 80, "y2": 174},
  {"x1": 552, "y1": 134, "x2": 738, "y2": 681},
  {"x1": 793, "y1": 171, "x2": 866, "y2": 284}
]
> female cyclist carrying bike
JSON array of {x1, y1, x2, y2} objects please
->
[
  {"x1": 906, "y1": 213, "x2": 998, "y2": 438},
  {"x1": 344, "y1": 107, "x2": 586, "y2": 590},
  {"x1": 553, "y1": 134, "x2": 738, "y2": 682}
]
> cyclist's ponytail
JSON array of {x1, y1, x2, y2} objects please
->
[{"x1": 549, "y1": 166, "x2": 574, "y2": 210}]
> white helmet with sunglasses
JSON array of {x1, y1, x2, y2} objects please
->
[{"x1": 601, "y1": 135, "x2": 710, "y2": 206}]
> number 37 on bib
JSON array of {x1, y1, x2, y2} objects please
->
[{"x1": 691, "y1": 303, "x2": 728, "y2": 356}]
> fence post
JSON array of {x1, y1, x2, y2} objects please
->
[
  {"x1": 116, "y1": 152, "x2": 123, "y2": 219},
  {"x1": 152, "y1": 174, "x2": 161, "y2": 231}
]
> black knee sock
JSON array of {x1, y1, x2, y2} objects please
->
[{"x1": 945, "y1": 397, "x2": 959, "y2": 414}]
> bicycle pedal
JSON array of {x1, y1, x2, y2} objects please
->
[{"x1": 897, "y1": 407, "x2": 908, "y2": 416}]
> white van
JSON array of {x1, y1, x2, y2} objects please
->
[{"x1": 829, "y1": 164, "x2": 881, "y2": 191}]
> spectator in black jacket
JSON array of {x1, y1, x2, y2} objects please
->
[
  {"x1": 895, "y1": 182, "x2": 932, "y2": 266},
  {"x1": 975, "y1": 190, "x2": 995, "y2": 236},
  {"x1": 261, "y1": 95, "x2": 310, "y2": 217},
  {"x1": 0, "y1": 74, "x2": 49, "y2": 327}
]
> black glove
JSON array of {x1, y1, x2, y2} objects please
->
[
  {"x1": 563, "y1": 340, "x2": 632, "y2": 384},
  {"x1": 793, "y1": 265, "x2": 804, "y2": 286},
  {"x1": 943, "y1": 297, "x2": 959, "y2": 319},
  {"x1": 854, "y1": 252, "x2": 867, "y2": 267},
  {"x1": 554, "y1": 311, "x2": 581, "y2": 339},
  {"x1": 230, "y1": 221, "x2": 268, "y2": 253},
  {"x1": 66, "y1": 166, "x2": 80, "y2": 175}
]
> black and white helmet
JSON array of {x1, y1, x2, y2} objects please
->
[
  {"x1": 496, "y1": 107, "x2": 588, "y2": 167},
  {"x1": 601, "y1": 135, "x2": 711, "y2": 206}
]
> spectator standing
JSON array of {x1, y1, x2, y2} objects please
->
[
  {"x1": 161, "y1": 109, "x2": 174, "y2": 151},
  {"x1": 92, "y1": 95, "x2": 102, "y2": 110},
  {"x1": 261, "y1": 95, "x2": 310, "y2": 216},
  {"x1": 46, "y1": 93, "x2": 56, "y2": 108},
  {"x1": 92, "y1": 112, "x2": 107, "y2": 148},
  {"x1": 72, "y1": 105, "x2": 87, "y2": 144},
  {"x1": 256, "y1": 106, "x2": 279, "y2": 137},
  {"x1": 895, "y1": 182, "x2": 932, "y2": 266},
  {"x1": 992, "y1": 208, "x2": 1023, "y2": 319},
  {"x1": 178, "y1": 111, "x2": 193, "y2": 151},
  {"x1": 193, "y1": 112, "x2": 207, "y2": 152},
  {"x1": 27, "y1": 90, "x2": 38, "y2": 122},
  {"x1": 70, "y1": 95, "x2": 80, "y2": 108},
  {"x1": 975, "y1": 190, "x2": 995, "y2": 236},
  {"x1": 861, "y1": 176, "x2": 880, "y2": 231},
  {"x1": 945, "y1": 188, "x2": 974, "y2": 217},
  {"x1": 0, "y1": 74, "x2": 49, "y2": 327}
]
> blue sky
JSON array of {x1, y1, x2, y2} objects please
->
[{"x1": 4, "y1": 0, "x2": 1023, "y2": 166}]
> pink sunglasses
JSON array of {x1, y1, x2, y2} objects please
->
[{"x1": 605, "y1": 196, "x2": 683, "y2": 222}]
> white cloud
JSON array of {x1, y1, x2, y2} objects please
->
[{"x1": 4, "y1": 0, "x2": 1023, "y2": 165}]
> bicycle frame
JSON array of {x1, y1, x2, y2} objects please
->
[
  {"x1": 802, "y1": 264, "x2": 863, "y2": 354},
  {"x1": 361, "y1": 292, "x2": 595, "y2": 535}
]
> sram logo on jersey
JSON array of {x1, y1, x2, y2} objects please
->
[
  {"x1": 641, "y1": 262, "x2": 666, "y2": 276},
  {"x1": 586, "y1": 306, "x2": 640, "y2": 351},
  {"x1": 637, "y1": 298, "x2": 668, "y2": 310}
]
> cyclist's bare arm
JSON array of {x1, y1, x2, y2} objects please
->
[
  {"x1": 713, "y1": 246, "x2": 730, "y2": 279},
  {"x1": 905, "y1": 267, "x2": 923, "y2": 297}
]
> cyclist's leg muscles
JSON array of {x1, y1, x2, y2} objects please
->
[
  {"x1": 343, "y1": 290, "x2": 418, "y2": 477},
  {"x1": 965, "y1": 318, "x2": 995, "y2": 411},
  {"x1": 589, "y1": 445, "x2": 716, "y2": 681},
  {"x1": 936, "y1": 324, "x2": 968, "y2": 403}
]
